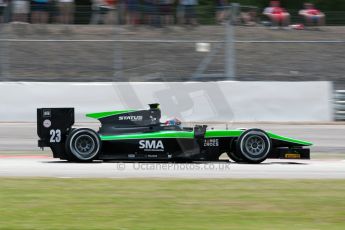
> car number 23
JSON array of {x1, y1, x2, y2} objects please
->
[{"x1": 49, "y1": 129, "x2": 61, "y2": 143}]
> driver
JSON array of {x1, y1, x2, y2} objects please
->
[{"x1": 165, "y1": 118, "x2": 182, "y2": 126}]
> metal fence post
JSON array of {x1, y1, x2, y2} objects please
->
[
  {"x1": 0, "y1": 4, "x2": 12, "y2": 80},
  {"x1": 113, "y1": 26, "x2": 123, "y2": 81},
  {"x1": 225, "y1": 3, "x2": 237, "y2": 81}
]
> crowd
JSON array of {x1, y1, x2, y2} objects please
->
[
  {"x1": 90, "y1": 0, "x2": 200, "y2": 26},
  {"x1": 0, "y1": 0, "x2": 200, "y2": 25},
  {"x1": 0, "y1": 0, "x2": 326, "y2": 28},
  {"x1": 263, "y1": 1, "x2": 325, "y2": 28},
  {"x1": 0, "y1": 0, "x2": 74, "y2": 23}
]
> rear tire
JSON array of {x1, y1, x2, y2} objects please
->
[
  {"x1": 236, "y1": 129, "x2": 272, "y2": 164},
  {"x1": 65, "y1": 128, "x2": 101, "y2": 162}
]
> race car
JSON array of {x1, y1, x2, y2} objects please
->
[{"x1": 37, "y1": 104, "x2": 312, "y2": 163}]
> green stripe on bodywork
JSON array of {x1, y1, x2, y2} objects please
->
[
  {"x1": 100, "y1": 130, "x2": 243, "y2": 141},
  {"x1": 100, "y1": 131, "x2": 194, "y2": 141},
  {"x1": 204, "y1": 130, "x2": 244, "y2": 138},
  {"x1": 100, "y1": 129, "x2": 312, "y2": 146},
  {"x1": 268, "y1": 132, "x2": 313, "y2": 146},
  {"x1": 86, "y1": 110, "x2": 136, "y2": 119}
]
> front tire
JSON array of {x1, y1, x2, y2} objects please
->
[
  {"x1": 227, "y1": 139, "x2": 245, "y2": 163},
  {"x1": 65, "y1": 128, "x2": 101, "y2": 162},
  {"x1": 236, "y1": 129, "x2": 272, "y2": 164},
  {"x1": 228, "y1": 151, "x2": 245, "y2": 163}
]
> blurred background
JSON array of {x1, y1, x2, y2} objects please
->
[{"x1": 0, "y1": 0, "x2": 344, "y2": 120}]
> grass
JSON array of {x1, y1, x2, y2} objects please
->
[{"x1": 0, "y1": 178, "x2": 345, "y2": 229}]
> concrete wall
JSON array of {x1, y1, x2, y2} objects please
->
[{"x1": 0, "y1": 81, "x2": 333, "y2": 122}]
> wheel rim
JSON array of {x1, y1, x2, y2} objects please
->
[
  {"x1": 73, "y1": 134, "x2": 96, "y2": 159},
  {"x1": 244, "y1": 135, "x2": 266, "y2": 156}
]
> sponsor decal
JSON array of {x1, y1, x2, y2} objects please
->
[
  {"x1": 204, "y1": 139, "x2": 219, "y2": 147},
  {"x1": 43, "y1": 119, "x2": 51, "y2": 128},
  {"x1": 43, "y1": 109, "x2": 51, "y2": 118},
  {"x1": 139, "y1": 140, "x2": 164, "y2": 152},
  {"x1": 119, "y1": 116, "x2": 143, "y2": 121},
  {"x1": 150, "y1": 115, "x2": 157, "y2": 122},
  {"x1": 285, "y1": 153, "x2": 301, "y2": 159}
]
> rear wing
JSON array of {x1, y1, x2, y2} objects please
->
[{"x1": 37, "y1": 108, "x2": 74, "y2": 159}]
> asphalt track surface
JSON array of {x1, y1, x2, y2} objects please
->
[
  {"x1": 1, "y1": 123, "x2": 345, "y2": 179},
  {"x1": 1, "y1": 156, "x2": 345, "y2": 179}
]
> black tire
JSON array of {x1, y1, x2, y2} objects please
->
[
  {"x1": 236, "y1": 129, "x2": 272, "y2": 164},
  {"x1": 227, "y1": 139, "x2": 245, "y2": 163},
  {"x1": 228, "y1": 151, "x2": 245, "y2": 163},
  {"x1": 65, "y1": 128, "x2": 101, "y2": 162}
]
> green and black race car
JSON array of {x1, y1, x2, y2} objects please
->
[{"x1": 37, "y1": 104, "x2": 312, "y2": 163}]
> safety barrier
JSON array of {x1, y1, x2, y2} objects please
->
[
  {"x1": 334, "y1": 90, "x2": 345, "y2": 121},
  {"x1": 0, "y1": 81, "x2": 332, "y2": 122}
]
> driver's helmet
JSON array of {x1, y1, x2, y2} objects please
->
[{"x1": 165, "y1": 118, "x2": 182, "y2": 126}]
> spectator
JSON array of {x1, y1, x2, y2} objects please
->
[
  {"x1": 215, "y1": 0, "x2": 228, "y2": 25},
  {"x1": 126, "y1": 0, "x2": 140, "y2": 25},
  {"x1": 104, "y1": 0, "x2": 117, "y2": 24},
  {"x1": 90, "y1": 0, "x2": 101, "y2": 24},
  {"x1": 159, "y1": 0, "x2": 175, "y2": 25},
  {"x1": 179, "y1": 0, "x2": 198, "y2": 25},
  {"x1": 153, "y1": 0, "x2": 161, "y2": 26},
  {"x1": 117, "y1": 0, "x2": 126, "y2": 24},
  {"x1": 58, "y1": 0, "x2": 74, "y2": 24},
  {"x1": 143, "y1": 0, "x2": 161, "y2": 26},
  {"x1": 31, "y1": 0, "x2": 50, "y2": 23},
  {"x1": 263, "y1": 1, "x2": 290, "y2": 28},
  {"x1": 240, "y1": 8, "x2": 257, "y2": 26},
  {"x1": 0, "y1": 0, "x2": 8, "y2": 23},
  {"x1": 142, "y1": 0, "x2": 154, "y2": 25},
  {"x1": 90, "y1": 0, "x2": 117, "y2": 24},
  {"x1": 50, "y1": 0, "x2": 59, "y2": 23},
  {"x1": 12, "y1": 0, "x2": 30, "y2": 23},
  {"x1": 176, "y1": 0, "x2": 183, "y2": 24},
  {"x1": 299, "y1": 3, "x2": 325, "y2": 27}
]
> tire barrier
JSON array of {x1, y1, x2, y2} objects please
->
[{"x1": 334, "y1": 90, "x2": 345, "y2": 121}]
